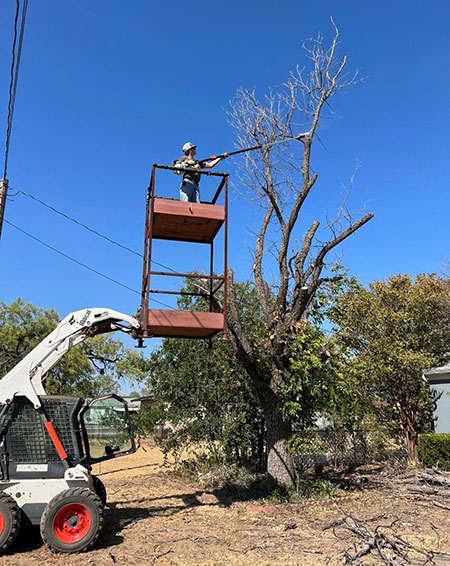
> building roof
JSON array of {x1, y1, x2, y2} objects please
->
[
  {"x1": 123, "y1": 395, "x2": 154, "y2": 411},
  {"x1": 423, "y1": 364, "x2": 450, "y2": 382}
]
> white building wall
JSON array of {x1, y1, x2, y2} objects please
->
[{"x1": 431, "y1": 382, "x2": 450, "y2": 434}]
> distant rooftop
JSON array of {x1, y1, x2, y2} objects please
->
[
  {"x1": 123, "y1": 395, "x2": 154, "y2": 411},
  {"x1": 423, "y1": 364, "x2": 450, "y2": 382}
]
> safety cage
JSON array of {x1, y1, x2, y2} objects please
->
[
  {"x1": 140, "y1": 163, "x2": 228, "y2": 340},
  {"x1": 0, "y1": 394, "x2": 135, "y2": 480}
]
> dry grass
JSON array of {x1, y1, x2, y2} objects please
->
[{"x1": 3, "y1": 440, "x2": 450, "y2": 566}]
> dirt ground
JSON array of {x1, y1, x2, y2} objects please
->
[{"x1": 3, "y1": 440, "x2": 450, "y2": 566}]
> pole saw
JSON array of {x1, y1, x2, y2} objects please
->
[{"x1": 198, "y1": 132, "x2": 309, "y2": 164}]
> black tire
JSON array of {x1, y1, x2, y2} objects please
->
[
  {"x1": 40, "y1": 487, "x2": 104, "y2": 553},
  {"x1": 92, "y1": 476, "x2": 107, "y2": 507},
  {"x1": 0, "y1": 491, "x2": 21, "y2": 554}
]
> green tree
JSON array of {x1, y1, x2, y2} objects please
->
[
  {"x1": 146, "y1": 281, "x2": 265, "y2": 469},
  {"x1": 329, "y1": 274, "x2": 450, "y2": 462},
  {"x1": 147, "y1": 336, "x2": 264, "y2": 468},
  {"x1": 283, "y1": 326, "x2": 344, "y2": 433},
  {"x1": 0, "y1": 298, "x2": 58, "y2": 374}
]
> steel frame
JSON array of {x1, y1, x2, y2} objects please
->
[{"x1": 140, "y1": 164, "x2": 228, "y2": 338}]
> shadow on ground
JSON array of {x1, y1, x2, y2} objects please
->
[{"x1": 5, "y1": 525, "x2": 42, "y2": 555}]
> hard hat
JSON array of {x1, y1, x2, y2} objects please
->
[{"x1": 182, "y1": 142, "x2": 197, "y2": 154}]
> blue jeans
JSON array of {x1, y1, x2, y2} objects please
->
[{"x1": 180, "y1": 179, "x2": 200, "y2": 203}]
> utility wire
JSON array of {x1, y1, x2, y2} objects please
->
[
  {"x1": 12, "y1": 188, "x2": 179, "y2": 274},
  {"x1": 5, "y1": 219, "x2": 174, "y2": 309},
  {"x1": 5, "y1": 219, "x2": 140, "y2": 295},
  {"x1": 4, "y1": 0, "x2": 28, "y2": 179},
  {"x1": 4, "y1": 0, "x2": 19, "y2": 179},
  {"x1": 18, "y1": 189, "x2": 143, "y2": 258}
]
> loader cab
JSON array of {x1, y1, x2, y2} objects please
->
[
  {"x1": 79, "y1": 394, "x2": 135, "y2": 463},
  {"x1": 0, "y1": 394, "x2": 135, "y2": 481}
]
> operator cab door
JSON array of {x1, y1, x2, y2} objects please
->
[{"x1": 80, "y1": 394, "x2": 135, "y2": 464}]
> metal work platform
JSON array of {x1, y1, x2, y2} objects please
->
[
  {"x1": 140, "y1": 164, "x2": 228, "y2": 339},
  {"x1": 145, "y1": 310, "x2": 225, "y2": 339},
  {"x1": 151, "y1": 198, "x2": 225, "y2": 243}
]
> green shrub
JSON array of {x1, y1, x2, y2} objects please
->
[
  {"x1": 265, "y1": 478, "x2": 338, "y2": 503},
  {"x1": 295, "y1": 478, "x2": 338, "y2": 499},
  {"x1": 418, "y1": 433, "x2": 450, "y2": 470}
]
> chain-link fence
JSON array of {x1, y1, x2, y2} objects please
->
[{"x1": 293, "y1": 429, "x2": 373, "y2": 472}]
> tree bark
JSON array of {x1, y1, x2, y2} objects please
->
[
  {"x1": 264, "y1": 396, "x2": 295, "y2": 487},
  {"x1": 406, "y1": 435, "x2": 418, "y2": 464},
  {"x1": 401, "y1": 415, "x2": 419, "y2": 463}
]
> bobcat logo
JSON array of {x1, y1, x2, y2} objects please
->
[{"x1": 79, "y1": 310, "x2": 92, "y2": 326}]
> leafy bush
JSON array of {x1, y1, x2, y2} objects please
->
[
  {"x1": 418, "y1": 433, "x2": 450, "y2": 470},
  {"x1": 294, "y1": 478, "x2": 337, "y2": 499},
  {"x1": 131, "y1": 406, "x2": 159, "y2": 439},
  {"x1": 174, "y1": 451, "x2": 340, "y2": 504},
  {"x1": 146, "y1": 334, "x2": 265, "y2": 471},
  {"x1": 266, "y1": 478, "x2": 338, "y2": 503}
]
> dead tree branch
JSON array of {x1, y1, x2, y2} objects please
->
[{"x1": 329, "y1": 512, "x2": 434, "y2": 565}]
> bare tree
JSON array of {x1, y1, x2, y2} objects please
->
[{"x1": 225, "y1": 21, "x2": 374, "y2": 485}]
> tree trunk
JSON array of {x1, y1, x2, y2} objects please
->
[
  {"x1": 403, "y1": 424, "x2": 418, "y2": 464},
  {"x1": 264, "y1": 399, "x2": 295, "y2": 487},
  {"x1": 399, "y1": 410, "x2": 419, "y2": 464}
]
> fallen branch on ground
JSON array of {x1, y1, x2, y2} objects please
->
[{"x1": 328, "y1": 511, "x2": 435, "y2": 565}]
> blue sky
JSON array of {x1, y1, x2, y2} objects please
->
[{"x1": 1, "y1": 1, "x2": 449, "y2": 356}]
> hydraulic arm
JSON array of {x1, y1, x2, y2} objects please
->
[{"x1": 0, "y1": 308, "x2": 140, "y2": 409}]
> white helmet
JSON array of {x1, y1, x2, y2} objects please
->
[{"x1": 182, "y1": 141, "x2": 196, "y2": 154}]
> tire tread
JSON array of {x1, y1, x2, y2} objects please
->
[
  {"x1": 92, "y1": 476, "x2": 107, "y2": 506},
  {"x1": 40, "y1": 487, "x2": 104, "y2": 553},
  {"x1": 0, "y1": 491, "x2": 21, "y2": 554}
]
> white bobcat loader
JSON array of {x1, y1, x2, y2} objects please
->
[{"x1": 0, "y1": 308, "x2": 141, "y2": 554}]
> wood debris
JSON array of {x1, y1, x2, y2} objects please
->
[{"x1": 325, "y1": 512, "x2": 436, "y2": 565}]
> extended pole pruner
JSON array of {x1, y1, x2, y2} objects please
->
[{"x1": 198, "y1": 132, "x2": 309, "y2": 164}]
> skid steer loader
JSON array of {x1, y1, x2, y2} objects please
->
[{"x1": 0, "y1": 308, "x2": 141, "y2": 553}]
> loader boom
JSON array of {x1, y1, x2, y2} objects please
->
[{"x1": 0, "y1": 308, "x2": 140, "y2": 409}]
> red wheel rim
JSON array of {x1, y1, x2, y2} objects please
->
[
  {"x1": 0, "y1": 512, "x2": 4, "y2": 536},
  {"x1": 53, "y1": 503, "x2": 91, "y2": 543}
]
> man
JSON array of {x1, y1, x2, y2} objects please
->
[{"x1": 174, "y1": 142, "x2": 228, "y2": 203}]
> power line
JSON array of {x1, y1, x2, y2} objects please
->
[
  {"x1": 4, "y1": 0, "x2": 20, "y2": 179},
  {"x1": 4, "y1": 219, "x2": 174, "y2": 309},
  {"x1": 4, "y1": 0, "x2": 28, "y2": 179},
  {"x1": 5, "y1": 219, "x2": 140, "y2": 295},
  {"x1": 18, "y1": 189, "x2": 143, "y2": 258},
  {"x1": 13, "y1": 188, "x2": 179, "y2": 273}
]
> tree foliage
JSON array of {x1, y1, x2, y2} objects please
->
[
  {"x1": 329, "y1": 274, "x2": 450, "y2": 461},
  {"x1": 0, "y1": 298, "x2": 58, "y2": 375},
  {"x1": 283, "y1": 326, "x2": 342, "y2": 432},
  {"x1": 146, "y1": 282, "x2": 265, "y2": 469}
]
